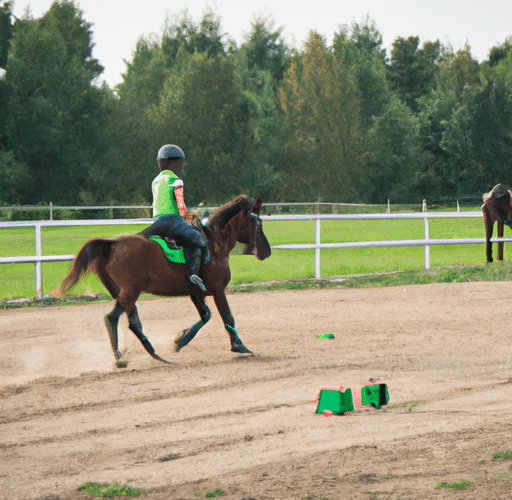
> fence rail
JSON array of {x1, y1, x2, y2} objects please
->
[
  {"x1": 0, "y1": 211, "x2": 508, "y2": 298},
  {"x1": 0, "y1": 199, "x2": 464, "y2": 220}
]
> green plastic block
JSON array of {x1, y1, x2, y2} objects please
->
[
  {"x1": 315, "y1": 384, "x2": 390, "y2": 414},
  {"x1": 315, "y1": 388, "x2": 355, "y2": 414},
  {"x1": 361, "y1": 384, "x2": 389, "y2": 409},
  {"x1": 318, "y1": 333, "x2": 335, "y2": 339}
]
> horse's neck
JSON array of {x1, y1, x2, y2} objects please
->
[{"x1": 208, "y1": 220, "x2": 239, "y2": 256}]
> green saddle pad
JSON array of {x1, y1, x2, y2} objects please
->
[{"x1": 148, "y1": 236, "x2": 187, "y2": 264}]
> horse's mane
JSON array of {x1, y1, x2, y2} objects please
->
[{"x1": 207, "y1": 195, "x2": 253, "y2": 239}]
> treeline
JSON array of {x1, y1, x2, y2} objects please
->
[{"x1": 1, "y1": 0, "x2": 512, "y2": 207}]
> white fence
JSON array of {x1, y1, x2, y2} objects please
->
[{"x1": 0, "y1": 211, "x2": 510, "y2": 298}]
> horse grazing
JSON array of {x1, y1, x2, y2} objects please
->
[
  {"x1": 482, "y1": 184, "x2": 512, "y2": 263},
  {"x1": 52, "y1": 193, "x2": 271, "y2": 363}
]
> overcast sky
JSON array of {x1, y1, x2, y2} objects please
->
[{"x1": 12, "y1": 0, "x2": 512, "y2": 88}]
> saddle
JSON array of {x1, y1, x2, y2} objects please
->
[{"x1": 148, "y1": 236, "x2": 210, "y2": 266}]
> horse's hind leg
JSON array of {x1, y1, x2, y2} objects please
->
[
  {"x1": 127, "y1": 306, "x2": 173, "y2": 364},
  {"x1": 175, "y1": 294, "x2": 212, "y2": 351},
  {"x1": 97, "y1": 264, "x2": 125, "y2": 360},
  {"x1": 104, "y1": 304, "x2": 124, "y2": 360}
]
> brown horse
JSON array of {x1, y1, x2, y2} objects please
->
[
  {"x1": 482, "y1": 184, "x2": 512, "y2": 262},
  {"x1": 52, "y1": 193, "x2": 271, "y2": 363}
]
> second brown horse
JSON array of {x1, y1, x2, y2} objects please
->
[
  {"x1": 52, "y1": 194, "x2": 271, "y2": 363},
  {"x1": 482, "y1": 184, "x2": 512, "y2": 262}
]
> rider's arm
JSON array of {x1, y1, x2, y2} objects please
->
[{"x1": 172, "y1": 179, "x2": 188, "y2": 218}]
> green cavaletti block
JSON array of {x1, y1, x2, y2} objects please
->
[
  {"x1": 318, "y1": 332, "x2": 335, "y2": 339},
  {"x1": 315, "y1": 388, "x2": 355, "y2": 414},
  {"x1": 315, "y1": 384, "x2": 389, "y2": 414},
  {"x1": 361, "y1": 384, "x2": 389, "y2": 409}
]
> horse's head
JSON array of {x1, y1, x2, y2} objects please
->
[
  {"x1": 208, "y1": 193, "x2": 271, "y2": 260},
  {"x1": 483, "y1": 184, "x2": 512, "y2": 224},
  {"x1": 241, "y1": 193, "x2": 272, "y2": 261}
]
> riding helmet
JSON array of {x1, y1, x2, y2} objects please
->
[{"x1": 157, "y1": 144, "x2": 185, "y2": 160}]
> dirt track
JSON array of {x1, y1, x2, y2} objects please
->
[{"x1": 1, "y1": 282, "x2": 512, "y2": 499}]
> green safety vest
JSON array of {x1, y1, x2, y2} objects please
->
[{"x1": 151, "y1": 170, "x2": 183, "y2": 217}]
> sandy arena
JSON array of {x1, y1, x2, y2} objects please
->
[{"x1": 1, "y1": 282, "x2": 512, "y2": 499}]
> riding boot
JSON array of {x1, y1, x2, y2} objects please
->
[{"x1": 184, "y1": 247, "x2": 206, "y2": 291}]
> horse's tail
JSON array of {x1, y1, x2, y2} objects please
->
[{"x1": 51, "y1": 238, "x2": 113, "y2": 297}]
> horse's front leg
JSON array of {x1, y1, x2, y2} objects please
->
[
  {"x1": 213, "y1": 290, "x2": 252, "y2": 354},
  {"x1": 498, "y1": 221, "x2": 505, "y2": 261},
  {"x1": 175, "y1": 294, "x2": 212, "y2": 351},
  {"x1": 483, "y1": 209, "x2": 494, "y2": 263}
]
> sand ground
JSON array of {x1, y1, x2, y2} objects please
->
[{"x1": 1, "y1": 282, "x2": 512, "y2": 499}]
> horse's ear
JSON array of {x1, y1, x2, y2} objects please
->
[{"x1": 252, "y1": 192, "x2": 263, "y2": 215}]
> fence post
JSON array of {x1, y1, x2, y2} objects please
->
[
  {"x1": 35, "y1": 223, "x2": 43, "y2": 298},
  {"x1": 315, "y1": 217, "x2": 321, "y2": 279},
  {"x1": 387, "y1": 199, "x2": 390, "y2": 214},
  {"x1": 424, "y1": 216, "x2": 430, "y2": 270}
]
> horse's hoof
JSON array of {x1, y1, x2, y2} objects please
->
[
  {"x1": 231, "y1": 344, "x2": 252, "y2": 354},
  {"x1": 114, "y1": 349, "x2": 122, "y2": 360}
]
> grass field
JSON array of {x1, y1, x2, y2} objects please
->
[{"x1": 0, "y1": 213, "x2": 509, "y2": 301}]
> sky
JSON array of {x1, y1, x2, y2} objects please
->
[{"x1": 11, "y1": 0, "x2": 512, "y2": 88}]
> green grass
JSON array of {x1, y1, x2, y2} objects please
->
[
  {"x1": 0, "y1": 224, "x2": 146, "y2": 300},
  {"x1": 387, "y1": 401, "x2": 429, "y2": 410},
  {"x1": 196, "y1": 489, "x2": 227, "y2": 498},
  {"x1": 0, "y1": 214, "x2": 508, "y2": 300},
  {"x1": 79, "y1": 482, "x2": 147, "y2": 497},
  {"x1": 492, "y1": 451, "x2": 512, "y2": 461},
  {"x1": 436, "y1": 480, "x2": 474, "y2": 490}
]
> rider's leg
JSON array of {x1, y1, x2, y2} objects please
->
[
  {"x1": 137, "y1": 215, "x2": 181, "y2": 238},
  {"x1": 139, "y1": 215, "x2": 207, "y2": 290},
  {"x1": 176, "y1": 220, "x2": 207, "y2": 291},
  {"x1": 183, "y1": 247, "x2": 206, "y2": 290}
]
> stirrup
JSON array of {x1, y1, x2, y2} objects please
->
[{"x1": 189, "y1": 274, "x2": 206, "y2": 291}]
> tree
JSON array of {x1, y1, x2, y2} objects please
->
[
  {"x1": 151, "y1": 52, "x2": 245, "y2": 204},
  {"x1": 0, "y1": 150, "x2": 29, "y2": 204},
  {"x1": 162, "y1": 9, "x2": 226, "y2": 60},
  {"x1": 4, "y1": 0, "x2": 108, "y2": 204},
  {"x1": 113, "y1": 10, "x2": 237, "y2": 205},
  {"x1": 415, "y1": 86, "x2": 459, "y2": 198},
  {"x1": 117, "y1": 37, "x2": 167, "y2": 108},
  {"x1": 0, "y1": 1, "x2": 13, "y2": 160},
  {"x1": 443, "y1": 55, "x2": 512, "y2": 193},
  {"x1": 416, "y1": 45, "x2": 482, "y2": 199},
  {"x1": 39, "y1": 0, "x2": 102, "y2": 78},
  {"x1": 387, "y1": 36, "x2": 443, "y2": 112},
  {"x1": 278, "y1": 32, "x2": 362, "y2": 202},
  {"x1": 333, "y1": 19, "x2": 388, "y2": 128},
  {"x1": 436, "y1": 44, "x2": 479, "y2": 99},
  {"x1": 240, "y1": 15, "x2": 290, "y2": 83},
  {"x1": 488, "y1": 37, "x2": 512, "y2": 68},
  {"x1": 229, "y1": 18, "x2": 291, "y2": 200},
  {"x1": 0, "y1": 1, "x2": 13, "y2": 68},
  {"x1": 363, "y1": 97, "x2": 423, "y2": 203}
]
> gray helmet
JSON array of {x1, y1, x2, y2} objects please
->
[{"x1": 157, "y1": 144, "x2": 185, "y2": 160}]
